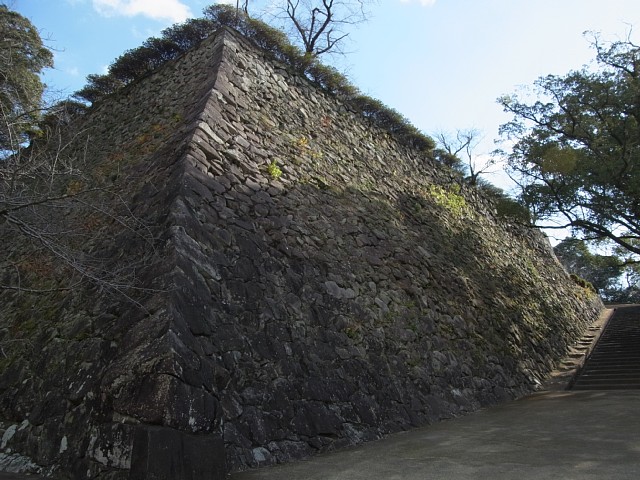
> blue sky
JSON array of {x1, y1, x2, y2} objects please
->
[{"x1": 10, "y1": 0, "x2": 640, "y2": 195}]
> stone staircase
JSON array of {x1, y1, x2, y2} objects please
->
[{"x1": 571, "y1": 306, "x2": 640, "y2": 390}]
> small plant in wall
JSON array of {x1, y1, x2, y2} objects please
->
[
  {"x1": 344, "y1": 322, "x2": 363, "y2": 340},
  {"x1": 267, "y1": 159, "x2": 282, "y2": 179},
  {"x1": 292, "y1": 135, "x2": 323, "y2": 161},
  {"x1": 294, "y1": 136, "x2": 309, "y2": 150},
  {"x1": 426, "y1": 184, "x2": 469, "y2": 217}
]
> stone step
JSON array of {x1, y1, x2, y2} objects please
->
[
  {"x1": 571, "y1": 306, "x2": 640, "y2": 390},
  {"x1": 572, "y1": 384, "x2": 640, "y2": 390}
]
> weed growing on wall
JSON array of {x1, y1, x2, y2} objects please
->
[
  {"x1": 426, "y1": 184, "x2": 470, "y2": 217},
  {"x1": 569, "y1": 273, "x2": 598, "y2": 297},
  {"x1": 294, "y1": 136, "x2": 309, "y2": 149},
  {"x1": 267, "y1": 159, "x2": 282, "y2": 179},
  {"x1": 292, "y1": 135, "x2": 323, "y2": 161}
]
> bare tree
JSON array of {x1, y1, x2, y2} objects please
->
[
  {"x1": 271, "y1": 0, "x2": 375, "y2": 57},
  {"x1": 0, "y1": 6, "x2": 149, "y2": 298},
  {"x1": 434, "y1": 129, "x2": 497, "y2": 185},
  {"x1": 236, "y1": 0, "x2": 249, "y2": 17},
  {"x1": 1, "y1": 102, "x2": 157, "y2": 303}
]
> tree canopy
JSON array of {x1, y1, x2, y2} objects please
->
[
  {"x1": 498, "y1": 35, "x2": 640, "y2": 256},
  {"x1": 553, "y1": 236, "x2": 640, "y2": 302},
  {"x1": 0, "y1": 4, "x2": 53, "y2": 152},
  {"x1": 554, "y1": 237, "x2": 623, "y2": 293}
]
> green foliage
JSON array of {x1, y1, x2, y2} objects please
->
[
  {"x1": 0, "y1": 5, "x2": 54, "y2": 151},
  {"x1": 493, "y1": 196, "x2": 531, "y2": 223},
  {"x1": 73, "y1": 14, "x2": 218, "y2": 102},
  {"x1": 539, "y1": 145, "x2": 578, "y2": 174},
  {"x1": 306, "y1": 63, "x2": 358, "y2": 95},
  {"x1": 74, "y1": 74, "x2": 124, "y2": 104},
  {"x1": 350, "y1": 95, "x2": 435, "y2": 151},
  {"x1": 554, "y1": 237, "x2": 623, "y2": 296},
  {"x1": 432, "y1": 148, "x2": 466, "y2": 173},
  {"x1": 267, "y1": 159, "x2": 282, "y2": 179},
  {"x1": 499, "y1": 35, "x2": 640, "y2": 256},
  {"x1": 202, "y1": 4, "x2": 240, "y2": 29},
  {"x1": 71, "y1": 4, "x2": 435, "y2": 156},
  {"x1": 569, "y1": 273, "x2": 597, "y2": 294},
  {"x1": 242, "y1": 16, "x2": 308, "y2": 67},
  {"x1": 426, "y1": 184, "x2": 468, "y2": 217},
  {"x1": 108, "y1": 33, "x2": 197, "y2": 86},
  {"x1": 162, "y1": 17, "x2": 216, "y2": 51},
  {"x1": 476, "y1": 181, "x2": 532, "y2": 223}
]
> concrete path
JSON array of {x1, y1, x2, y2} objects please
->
[{"x1": 231, "y1": 390, "x2": 640, "y2": 480}]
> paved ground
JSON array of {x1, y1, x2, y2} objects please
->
[{"x1": 231, "y1": 390, "x2": 640, "y2": 480}]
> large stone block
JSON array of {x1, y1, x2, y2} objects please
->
[{"x1": 130, "y1": 426, "x2": 226, "y2": 480}]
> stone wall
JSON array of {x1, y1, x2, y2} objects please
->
[
  {"x1": 0, "y1": 27, "x2": 602, "y2": 479},
  {"x1": 0, "y1": 29, "x2": 232, "y2": 479}
]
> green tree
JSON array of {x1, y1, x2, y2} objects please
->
[
  {"x1": 498, "y1": 34, "x2": 640, "y2": 255},
  {"x1": 554, "y1": 237, "x2": 623, "y2": 295},
  {"x1": 72, "y1": 4, "x2": 432, "y2": 151},
  {"x1": 0, "y1": 4, "x2": 53, "y2": 152}
]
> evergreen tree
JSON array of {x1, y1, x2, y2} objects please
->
[
  {"x1": 499, "y1": 35, "x2": 640, "y2": 256},
  {"x1": 0, "y1": 4, "x2": 53, "y2": 153}
]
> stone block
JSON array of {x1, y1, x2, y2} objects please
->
[{"x1": 130, "y1": 426, "x2": 226, "y2": 480}]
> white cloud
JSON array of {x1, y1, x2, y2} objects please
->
[
  {"x1": 398, "y1": 0, "x2": 437, "y2": 6},
  {"x1": 66, "y1": 67, "x2": 81, "y2": 76},
  {"x1": 92, "y1": 0, "x2": 193, "y2": 23}
]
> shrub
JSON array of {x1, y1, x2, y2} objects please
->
[
  {"x1": 569, "y1": 273, "x2": 597, "y2": 294},
  {"x1": 72, "y1": 4, "x2": 436, "y2": 154},
  {"x1": 477, "y1": 182, "x2": 532, "y2": 224},
  {"x1": 74, "y1": 74, "x2": 123, "y2": 103},
  {"x1": 306, "y1": 63, "x2": 358, "y2": 95},
  {"x1": 267, "y1": 159, "x2": 282, "y2": 179},
  {"x1": 494, "y1": 196, "x2": 532, "y2": 223},
  {"x1": 349, "y1": 95, "x2": 435, "y2": 151},
  {"x1": 162, "y1": 18, "x2": 215, "y2": 51},
  {"x1": 427, "y1": 184, "x2": 468, "y2": 216}
]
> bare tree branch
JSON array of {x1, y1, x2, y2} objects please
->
[
  {"x1": 1, "y1": 102, "x2": 163, "y2": 306},
  {"x1": 434, "y1": 128, "x2": 497, "y2": 185},
  {"x1": 272, "y1": 0, "x2": 375, "y2": 57}
]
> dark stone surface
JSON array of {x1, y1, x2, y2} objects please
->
[
  {"x1": 130, "y1": 426, "x2": 226, "y2": 480},
  {"x1": 0, "y1": 474, "x2": 42, "y2": 480}
]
